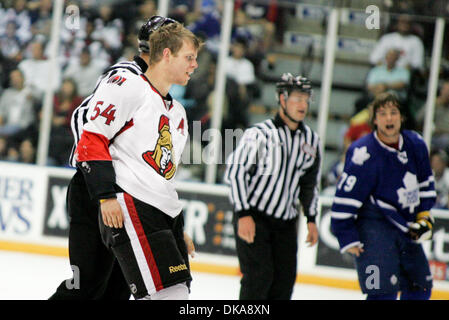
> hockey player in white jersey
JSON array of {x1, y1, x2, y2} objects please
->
[
  {"x1": 50, "y1": 35, "x2": 154, "y2": 301},
  {"x1": 53, "y1": 16, "x2": 201, "y2": 300}
]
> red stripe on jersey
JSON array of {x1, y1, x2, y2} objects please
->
[
  {"x1": 119, "y1": 118, "x2": 134, "y2": 135},
  {"x1": 124, "y1": 193, "x2": 164, "y2": 291},
  {"x1": 109, "y1": 119, "x2": 134, "y2": 145},
  {"x1": 76, "y1": 130, "x2": 112, "y2": 161}
]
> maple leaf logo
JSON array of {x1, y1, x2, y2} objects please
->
[
  {"x1": 397, "y1": 172, "x2": 419, "y2": 213},
  {"x1": 351, "y1": 146, "x2": 370, "y2": 165}
]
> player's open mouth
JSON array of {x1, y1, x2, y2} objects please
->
[{"x1": 386, "y1": 124, "x2": 394, "y2": 129}]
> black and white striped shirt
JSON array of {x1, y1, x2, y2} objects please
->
[
  {"x1": 224, "y1": 114, "x2": 321, "y2": 222},
  {"x1": 69, "y1": 56, "x2": 148, "y2": 167}
]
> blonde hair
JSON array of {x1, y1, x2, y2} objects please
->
[{"x1": 147, "y1": 23, "x2": 202, "y2": 65}]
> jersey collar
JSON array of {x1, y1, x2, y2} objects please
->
[
  {"x1": 374, "y1": 131, "x2": 404, "y2": 152},
  {"x1": 140, "y1": 74, "x2": 174, "y2": 111}
]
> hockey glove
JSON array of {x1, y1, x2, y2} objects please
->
[{"x1": 408, "y1": 211, "x2": 434, "y2": 243}]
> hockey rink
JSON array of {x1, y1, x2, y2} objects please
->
[{"x1": 0, "y1": 250, "x2": 364, "y2": 300}]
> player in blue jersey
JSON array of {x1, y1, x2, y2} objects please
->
[{"x1": 330, "y1": 92, "x2": 436, "y2": 300}]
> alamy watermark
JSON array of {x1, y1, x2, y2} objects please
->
[
  {"x1": 65, "y1": 264, "x2": 80, "y2": 290},
  {"x1": 65, "y1": 4, "x2": 80, "y2": 31},
  {"x1": 64, "y1": 3, "x2": 380, "y2": 32},
  {"x1": 365, "y1": 264, "x2": 380, "y2": 290},
  {"x1": 365, "y1": 5, "x2": 380, "y2": 30},
  {"x1": 179, "y1": 121, "x2": 287, "y2": 176}
]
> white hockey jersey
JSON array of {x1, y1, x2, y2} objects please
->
[{"x1": 75, "y1": 66, "x2": 188, "y2": 217}]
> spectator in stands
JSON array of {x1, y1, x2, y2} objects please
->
[
  {"x1": 370, "y1": 14, "x2": 424, "y2": 71},
  {"x1": 224, "y1": 37, "x2": 256, "y2": 128},
  {"x1": 64, "y1": 48, "x2": 104, "y2": 98},
  {"x1": 1, "y1": 140, "x2": 20, "y2": 162},
  {"x1": 355, "y1": 49, "x2": 411, "y2": 125},
  {"x1": 188, "y1": 0, "x2": 221, "y2": 54},
  {"x1": 169, "y1": 4, "x2": 190, "y2": 25},
  {"x1": 52, "y1": 78, "x2": 83, "y2": 130},
  {"x1": 79, "y1": 19, "x2": 111, "y2": 67},
  {"x1": 0, "y1": 20, "x2": 23, "y2": 87},
  {"x1": 18, "y1": 40, "x2": 61, "y2": 100},
  {"x1": 366, "y1": 49, "x2": 410, "y2": 101},
  {"x1": 17, "y1": 137, "x2": 36, "y2": 164},
  {"x1": 430, "y1": 149, "x2": 449, "y2": 209},
  {"x1": 91, "y1": 4, "x2": 124, "y2": 61},
  {"x1": 225, "y1": 37, "x2": 256, "y2": 88},
  {"x1": 232, "y1": 9, "x2": 256, "y2": 51},
  {"x1": 0, "y1": 20, "x2": 23, "y2": 62},
  {"x1": 138, "y1": 0, "x2": 157, "y2": 25},
  {"x1": 1, "y1": 118, "x2": 35, "y2": 165},
  {"x1": 234, "y1": 0, "x2": 277, "y2": 53},
  {"x1": 59, "y1": 11, "x2": 91, "y2": 70},
  {"x1": 231, "y1": 8, "x2": 266, "y2": 78},
  {"x1": 48, "y1": 78, "x2": 82, "y2": 166},
  {"x1": 0, "y1": 69, "x2": 35, "y2": 137},
  {"x1": 1, "y1": 0, "x2": 32, "y2": 44},
  {"x1": 29, "y1": 0, "x2": 53, "y2": 39},
  {"x1": 132, "y1": 0, "x2": 157, "y2": 41}
]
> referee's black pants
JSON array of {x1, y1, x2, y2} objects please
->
[
  {"x1": 234, "y1": 212, "x2": 298, "y2": 300},
  {"x1": 49, "y1": 170, "x2": 130, "y2": 300}
]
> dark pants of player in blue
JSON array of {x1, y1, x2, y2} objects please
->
[{"x1": 354, "y1": 206, "x2": 433, "y2": 300}]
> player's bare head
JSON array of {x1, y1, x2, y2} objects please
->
[
  {"x1": 370, "y1": 92, "x2": 404, "y2": 130},
  {"x1": 138, "y1": 15, "x2": 202, "y2": 66}
]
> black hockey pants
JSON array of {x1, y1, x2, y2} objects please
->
[{"x1": 49, "y1": 170, "x2": 130, "y2": 300}]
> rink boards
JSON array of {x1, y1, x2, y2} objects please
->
[{"x1": 0, "y1": 161, "x2": 448, "y2": 299}]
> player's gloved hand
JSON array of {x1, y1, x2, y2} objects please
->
[{"x1": 408, "y1": 211, "x2": 434, "y2": 243}]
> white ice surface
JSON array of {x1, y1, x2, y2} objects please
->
[{"x1": 0, "y1": 250, "x2": 364, "y2": 300}]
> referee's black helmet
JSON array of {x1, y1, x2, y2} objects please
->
[{"x1": 138, "y1": 15, "x2": 178, "y2": 53}]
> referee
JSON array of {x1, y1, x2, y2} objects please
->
[{"x1": 224, "y1": 73, "x2": 320, "y2": 300}]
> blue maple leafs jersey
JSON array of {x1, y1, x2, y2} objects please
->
[{"x1": 330, "y1": 130, "x2": 436, "y2": 252}]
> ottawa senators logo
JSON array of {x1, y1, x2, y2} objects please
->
[{"x1": 142, "y1": 115, "x2": 176, "y2": 180}]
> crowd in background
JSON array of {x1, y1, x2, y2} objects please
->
[
  {"x1": 0, "y1": 0, "x2": 294, "y2": 167},
  {"x1": 1, "y1": 0, "x2": 449, "y2": 200}
]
